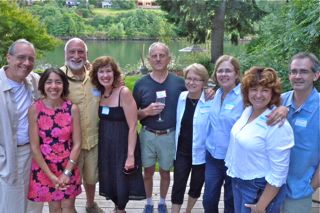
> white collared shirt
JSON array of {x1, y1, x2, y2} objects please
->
[
  {"x1": 225, "y1": 106, "x2": 294, "y2": 187},
  {"x1": 175, "y1": 91, "x2": 213, "y2": 165}
]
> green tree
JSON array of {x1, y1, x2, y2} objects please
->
[
  {"x1": 112, "y1": 0, "x2": 136, "y2": 9},
  {"x1": 107, "y1": 23, "x2": 126, "y2": 39},
  {"x1": 27, "y1": 4, "x2": 87, "y2": 36},
  {"x1": 157, "y1": 0, "x2": 266, "y2": 63},
  {"x1": 0, "y1": 1, "x2": 58, "y2": 65},
  {"x1": 241, "y1": 0, "x2": 320, "y2": 91}
]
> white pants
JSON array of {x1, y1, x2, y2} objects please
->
[{"x1": 0, "y1": 145, "x2": 43, "y2": 213}]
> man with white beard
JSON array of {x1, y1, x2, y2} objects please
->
[{"x1": 60, "y1": 38, "x2": 103, "y2": 213}]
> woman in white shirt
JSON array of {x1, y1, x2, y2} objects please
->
[
  {"x1": 171, "y1": 63, "x2": 213, "y2": 213},
  {"x1": 225, "y1": 67, "x2": 294, "y2": 213}
]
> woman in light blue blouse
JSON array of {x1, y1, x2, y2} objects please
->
[
  {"x1": 171, "y1": 63, "x2": 213, "y2": 213},
  {"x1": 225, "y1": 67, "x2": 294, "y2": 213},
  {"x1": 203, "y1": 55, "x2": 243, "y2": 213}
]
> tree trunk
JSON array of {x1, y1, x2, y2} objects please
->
[{"x1": 211, "y1": 0, "x2": 226, "y2": 63}]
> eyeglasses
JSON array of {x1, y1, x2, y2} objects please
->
[
  {"x1": 185, "y1": 77, "x2": 204, "y2": 83},
  {"x1": 290, "y1": 69, "x2": 313, "y2": 76},
  {"x1": 11, "y1": 54, "x2": 35, "y2": 63},
  {"x1": 216, "y1": 69, "x2": 234, "y2": 75}
]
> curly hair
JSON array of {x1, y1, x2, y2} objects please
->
[
  {"x1": 90, "y1": 56, "x2": 122, "y2": 93},
  {"x1": 241, "y1": 67, "x2": 281, "y2": 108},
  {"x1": 212, "y1": 55, "x2": 241, "y2": 85}
]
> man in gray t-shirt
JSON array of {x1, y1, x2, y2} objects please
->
[{"x1": 133, "y1": 42, "x2": 185, "y2": 213}]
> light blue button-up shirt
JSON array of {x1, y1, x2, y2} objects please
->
[
  {"x1": 175, "y1": 91, "x2": 213, "y2": 165},
  {"x1": 206, "y1": 84, "x2": 244, "y2": 159},
  {"x1": 282, "y1": 88, "x2": 320, "y2": 199}
]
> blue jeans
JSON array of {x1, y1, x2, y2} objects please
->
[
  {"x1": 232, "y1": 177, "x2": 286, "y2": 213},
  {"x1": 203, "y1": 152, "x2": 234, "y2": 213}
]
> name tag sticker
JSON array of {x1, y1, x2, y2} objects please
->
[
  {"x1": 224, "y1": 103, "x2": 235, "y2": 110},
  {"x1": 92, "y1": 88, "x2": 101, "y2": 97},
  {"x1": 102, "y1": 106, "x2": 110, "y2": 115},
  {"x1": 156, "y1": 90, "x2": 167, "y2": 98},
  {"x1": 295, "y1": 119, "x2": 307, "y2": 127}
]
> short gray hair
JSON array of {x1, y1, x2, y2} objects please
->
[
  {"x1": 290, "y1": 52, "x2": 320, "y2": 73},
  {"x1": 8, "y1": 39, "x2": 35, "y2": 55},
  {"x1": 64, "y1": 37, "x2": 88, "y2": 53},
  {"x1": 148, "y1": 42, "x2": 170, "y2": 56}
]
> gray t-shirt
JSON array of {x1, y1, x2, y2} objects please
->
[{"x1": 133, "y1": 73, "x2": 186, "y2": 130}]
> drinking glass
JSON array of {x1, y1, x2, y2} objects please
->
[{"x1": 155, "y1": 97, "x2": 166, "y2": 122}]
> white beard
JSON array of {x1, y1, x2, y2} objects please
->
[{"x1": 67, "y1": 60, "x2": 85, "y2": 71}]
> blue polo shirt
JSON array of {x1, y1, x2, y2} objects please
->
[{"x1": 282, "y1": 88, "x2": 320, "y2": 199}]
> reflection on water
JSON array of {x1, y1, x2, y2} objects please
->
[{"x1": 36, "y1": 40, "x2": 189, "y2": 71}]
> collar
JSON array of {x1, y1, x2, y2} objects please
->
[
  {"x1": 180, "y1": 90, "x2": 206, "y2": 103},
  {"x1": 61, "y1": 65, "x2": 89, "y2": 83},
  {"x1": 284, "y1": 88, "x2": 319, "y2": 113}
]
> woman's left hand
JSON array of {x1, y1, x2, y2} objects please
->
[
  {"x1": 245, "y1": 203, "x2": 266, "y2": 213},
  {"x1": 57, "y1": 173, "x2": 70, "y2": 190},
  {"x1": 124, "y1": 156, "x2": 135, "y2": 170}
]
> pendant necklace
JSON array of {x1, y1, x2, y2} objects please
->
[
  {"x1": 188, "y1": 98, "x2": 199, "y2": 107},
  {"x1": 103, "y1": 88, "x2": 113, "y2": 99}
]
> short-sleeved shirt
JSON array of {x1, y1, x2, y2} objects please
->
[
  {"x1": 282, "y1": 88, "x2": 320, "y2": 199},
  {"x1": 133, "y1": 73, "x2": 186, "y2": 130},
  {"x1": 60, "y1": 65, "x2": 100, "y2": 150}
]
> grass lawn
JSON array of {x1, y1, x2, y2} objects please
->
[{"x1": 92, "y1": 8, "x2": 164, "y2": 17}]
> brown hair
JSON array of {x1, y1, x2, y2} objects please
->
[
  {"x1": 241, "y1": 67, "x2": 281, "y2": 107},
  {"x1": 212, "y1": 55, "x2": 241, "y2": 85},
  {"x1": 90, "y1": 56, "x2": 122, "y2": 93}
]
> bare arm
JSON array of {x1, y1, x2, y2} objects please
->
[
  {"x1": 245, "y1": 183, "x2": 280, "y2": 213},
  {"x1": 58, "y1": 104, "x2": 82, "y2": 184},
  {"x1": 121, "y1": 87, "x2": 138, "y2": 169},
  {"x1": 28, "y1": 104, "x2": 60, "y2": 187}
]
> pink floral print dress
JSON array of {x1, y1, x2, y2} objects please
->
[{"x1": 28, "y1": 99, "x2": 81, "y2": 202}]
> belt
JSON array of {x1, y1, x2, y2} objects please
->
[
  {"x1": 17, "y1": 143, "x2": 29, "y2": 147},
  {"x1": 143, "y1": 126, "x2": 175, "y2": 136}
]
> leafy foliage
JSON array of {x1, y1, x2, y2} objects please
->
[
  {"x1": 27, "y1": 3, "x2": 88, "y2": 36},
  {"x1": 0, "y1": 1, "x2": 59, "y2": 66},
  {"x1": 157, "y1": 0, "x2": 266, "y2": 43},
  {"x1": 241, "y1": 0, "x2": 320, "y2": 91}
]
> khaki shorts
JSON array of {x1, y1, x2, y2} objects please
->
[
  {"x1": 78, "y1": 145, "x2": 98, "y2": 185},
  {"x1": 139, "y1": 127, "x2": 175, "y2": 171},
  {"x1": 281, "y1": 196, "x2": 312, "y2": 213}
]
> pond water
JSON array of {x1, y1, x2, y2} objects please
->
[
  {"x1": 36, "y1": 40, "x2": 189, "y2": 71},
  {"x1": 36, "y1": 40, "x2": 245, "y2": 72}
]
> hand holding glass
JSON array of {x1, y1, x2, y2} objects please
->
[{"x1": 155, "y1": 97, "x2": 166, "y2": 122}]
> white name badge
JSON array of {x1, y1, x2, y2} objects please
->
[
  {"x1": 156, "y1": 90, "x2": 167, "y2": 98},
  {"x1": 224, "y1": 103, "x2": 235, "y2": 110},
  {"x1": 295, "y1": 119, "x2": 307, "y2": 127},
  {"x1": 102, "y1": 106, "x2": 110, "y2": 115},
  {"x1": 92, "y1": 88, "x2": 101, "y2": 97}
]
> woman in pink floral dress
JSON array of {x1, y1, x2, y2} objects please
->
[{"x1": 28, "y1": 68, "x2": 82, "y2": 212}]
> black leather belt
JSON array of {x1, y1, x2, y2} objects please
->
[{"x1": 143, "y1": 126, "x2": 175, "y2": 136}]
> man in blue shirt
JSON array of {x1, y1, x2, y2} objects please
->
[{"x1": 282, "y1": 53, "x2": 320, "y2": 213}]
